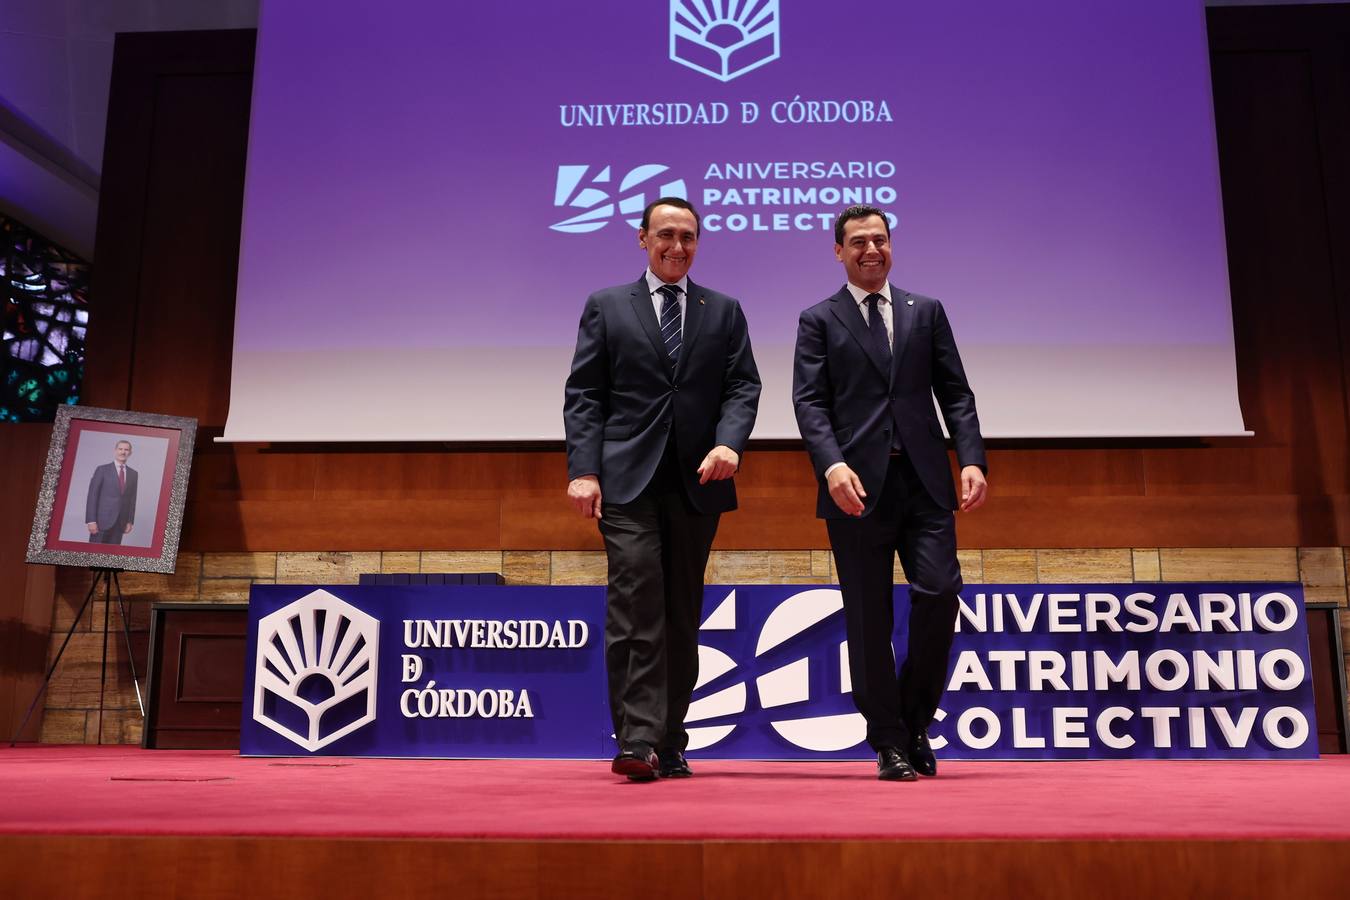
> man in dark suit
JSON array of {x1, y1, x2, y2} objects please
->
[
  {"x1": 793, "y1": 205, "x2": 987, "y2": 781},
  {"x1": 85, "y1": 439, "x2": 138, "y2": 544},
  {"x1": 564, "y1": 197, "x2": 760, "y2": 782}
]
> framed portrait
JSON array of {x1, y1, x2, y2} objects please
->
[{"x1": 26, "y1": 406, "x2": 198, "y2": 574}]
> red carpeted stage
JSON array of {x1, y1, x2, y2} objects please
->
[{"x1": 2, "y1": 746, "x2": 1348, "y2": 897}]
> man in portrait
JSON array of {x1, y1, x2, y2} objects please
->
[{"x1": 85, "y1": 439, "x2": 138, "y2": 544}]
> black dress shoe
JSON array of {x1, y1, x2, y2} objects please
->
[
  {"x1": 611, "y1": 741, "x2": 658, "y2": 781},
  {"x1": 877, "y1": 746, "x2": 917, "y2": 782},
  {"x1": 908, "y1": 730, "x2": 937, "y2": 777},
  {"x1": 658, "y1": 748, "x2": 692, "y2": 778}
]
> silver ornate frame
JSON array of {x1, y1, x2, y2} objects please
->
[{"x1": 26, "y1": 405, "x2": 198, "y2": 574}]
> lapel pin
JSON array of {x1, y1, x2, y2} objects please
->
[
  {"x1": 699, "y1": 298, "x2": 705, "y2": 305},
  {"x1": 906, "y1": 298, "x2": 914, "y2": 306}
]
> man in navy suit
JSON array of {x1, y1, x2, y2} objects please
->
[
  {"x1": 564, "y1": 197, "x2": 760, "y2": 781},
  {"x1": 85, "y1": 439, "x2": 138, "y2": 544},
  {"x1": 793, "y1": 206, "x2": 988, "y2": 781}
]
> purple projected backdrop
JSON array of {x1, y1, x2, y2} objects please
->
[{"x1": 226, "y1": 0, "x2": 1247, "y2": 441}]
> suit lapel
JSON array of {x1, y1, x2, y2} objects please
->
[
  {"x1": 627, "y1": 277, "x2": 672, "y2": 374},
  {"x1": 829, "y1": 286, "x2": 890, "y2": 379},
  {"x1": 679, "y1": 278, "x2": 708, "y2": 374},
  {"x1": 890, "y1": 284, "x2": 915, "y2": 386}
]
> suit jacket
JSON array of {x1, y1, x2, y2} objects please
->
[
  {"x1": 793, "y1": 284, "x2": 985, "y2": 517},
  {"x1": 85, "y1": 462, "x2": 138, "y2": 531},
  {"x1": 564, "y1": 275, "x2": 761, "y2": 514}
]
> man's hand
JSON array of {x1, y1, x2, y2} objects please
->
[
  {"x1": 123, "y1": 522, "x2": 134, "y2": 534},
  {"x1": 567, "y1": 475, "x2": 603, "y2": 519},
  {"x1": 827, "y1": 464, "x2": 867, "y2": 516},
  {"x1": 959, "y1": 465, "x2": 988, "y2": 512},
  {"x1": 697, "y1": 445, "x2": 739, "y2": 484},
  {"x1": 86, "y1": 522, "x2": 98, "y2": 534}
]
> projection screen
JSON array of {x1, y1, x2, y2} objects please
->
[{"x1": 223, "y1": 0, "x2": 1248, "y2": 441}]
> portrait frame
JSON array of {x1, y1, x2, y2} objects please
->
[{"x1": 26, "y1": 406, "x2": 198, "y2": 574}]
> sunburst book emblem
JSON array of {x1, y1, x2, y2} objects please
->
[
  {"x1": 252, "y1": 589, "x2": 380, "y2": 752},
  {"x1": 669, "y1": 0, "x2": 781, "y2": 83}
]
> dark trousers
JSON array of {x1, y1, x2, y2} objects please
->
[
  {"x1": 827, "y1": 453, "x2": 962, "y2": 751},
  {"x1": 89, "y1": 523, "x2": 126, "y2": 544},
  {"x1": 598, "y1": 455, "x2": 718, "y2": 751}
]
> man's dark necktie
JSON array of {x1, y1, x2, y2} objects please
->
[
  {"x1": 868, "y1": 293, "x2": 904, "y2": 452},
  {"x1": 658, "y1": 284, "x2": 682, "y2": 369},
  {"x1": 865, "y1": 293, "x2": 892, "y2": 368}
]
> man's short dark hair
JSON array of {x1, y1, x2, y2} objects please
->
[
  {"x1": 834, "y1": 205, "x2": 890, "y2": 245},
  {"x1": 641, "y1": 196, "x2": 701, "y2": 236}
]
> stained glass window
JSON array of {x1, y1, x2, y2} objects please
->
[{"x1": 1, "y1": 213, "x2": 89, "y2": 422}]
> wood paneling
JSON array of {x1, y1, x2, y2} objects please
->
[
  {"x1": 985, "y1": 448, "x2": 1145, "y2": 497},
  {"x1": 0, "y1": 423, "x2": 57, "y2": 742},
  {"x1": 89, "y1": 442, "x2": 1346, "y2": 551},
  {"x1": 181, "y1": 497, "x2": 505, "y2": 550},
  {"x1": 143, "y1": 604, "x2": 248, "y2": 749},
  {"x1": 0, "y1": 835, "x2": 1347, "y2": 899},
  {"x1": 126, "y1": 72, "x2": 250, "y2": 423},
  {"x1": 84, "y1": 30, "x2": 256, "y2": 416}
]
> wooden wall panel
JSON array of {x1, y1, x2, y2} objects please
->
[
  {"x1": 142, "y1": 604, "x2": 248, "y2": 749},
  {"x1": 982, "y1": 449, "x2": 1144, "y2": 498},
  {"x1": 83, "y1": 30, "x2": 256, "y2": 416},
  {"x1": 0, "y1": 424, "x2": 57, "y2": 741},
  {"x1": 2, "y1": 835, "x2": 1348, "y2": 899},
  {"x1": 172, "y1": 451, "x2": 1350, "y2": 551},
  {"x1": 126, "y1": 71, "x2": 250, "y2": 422},
  {"x1": 1204, "y1": 38, "x2": 1348, "y2": 500},
  {"x1": 190, "y1": 443, "x2": 319, "y2": 502}
]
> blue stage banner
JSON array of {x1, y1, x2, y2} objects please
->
[{"x1": 240, "y1": 583, "x2": 1317, "y2": 760}]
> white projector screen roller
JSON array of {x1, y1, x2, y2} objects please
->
[{"x1": 224, "y1": 0, "x2": 1248, "y2": 441}]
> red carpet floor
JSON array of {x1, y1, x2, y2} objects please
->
[{"x1": 2, "y1": 746, "x2": 1347, "y2": 841}]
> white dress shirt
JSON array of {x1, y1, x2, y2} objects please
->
[
  {"x1": 844, "y1": 281, "x2": 894, "y2": 348},
  {"x1": 645, "y1": 269, "x2": 687, "y2": 336}
]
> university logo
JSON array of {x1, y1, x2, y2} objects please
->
[
  {"x1": 686, "y1": 588, "x2": 866, "y2": 751},
  {"x1": 550, "y1": 164, "x2": 688, "y2": 233},
  {"x1": 669, "y1": 0, "x2": 781, "y2": 83},
  {"x1": 252, "y1": 589, "x2": 379, "y2": 752}
]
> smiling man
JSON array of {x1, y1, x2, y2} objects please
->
[
  {"x1": 564, "y1": 197, "x2": 760, "y2": 782},
  {"x1": 793, "y1": 205, "x2": 988, "y2": 782},
  {"x1": 85, "y1": 439, "x2": 138, "y2": 545}
]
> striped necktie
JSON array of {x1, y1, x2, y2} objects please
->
[{"x1": 658, "y1": 284, "x2": 682, "y2": 369}]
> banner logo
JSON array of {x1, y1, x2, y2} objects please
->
[
  {"x1": 242, "y1": 584, "x2": 1316, "y2": 760},
  {"x1": 670, "y1": 0, "x2": 781, "y2": 83},
  {"x1": 252, "y1": 589, "x2": 379, "y2": 751},
  {"x1": 550, "y1": 164, "x2": 688, "y2": 233},
  {"x1": 688, "y1": 588, "x2": 864, "y2": 751}
]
